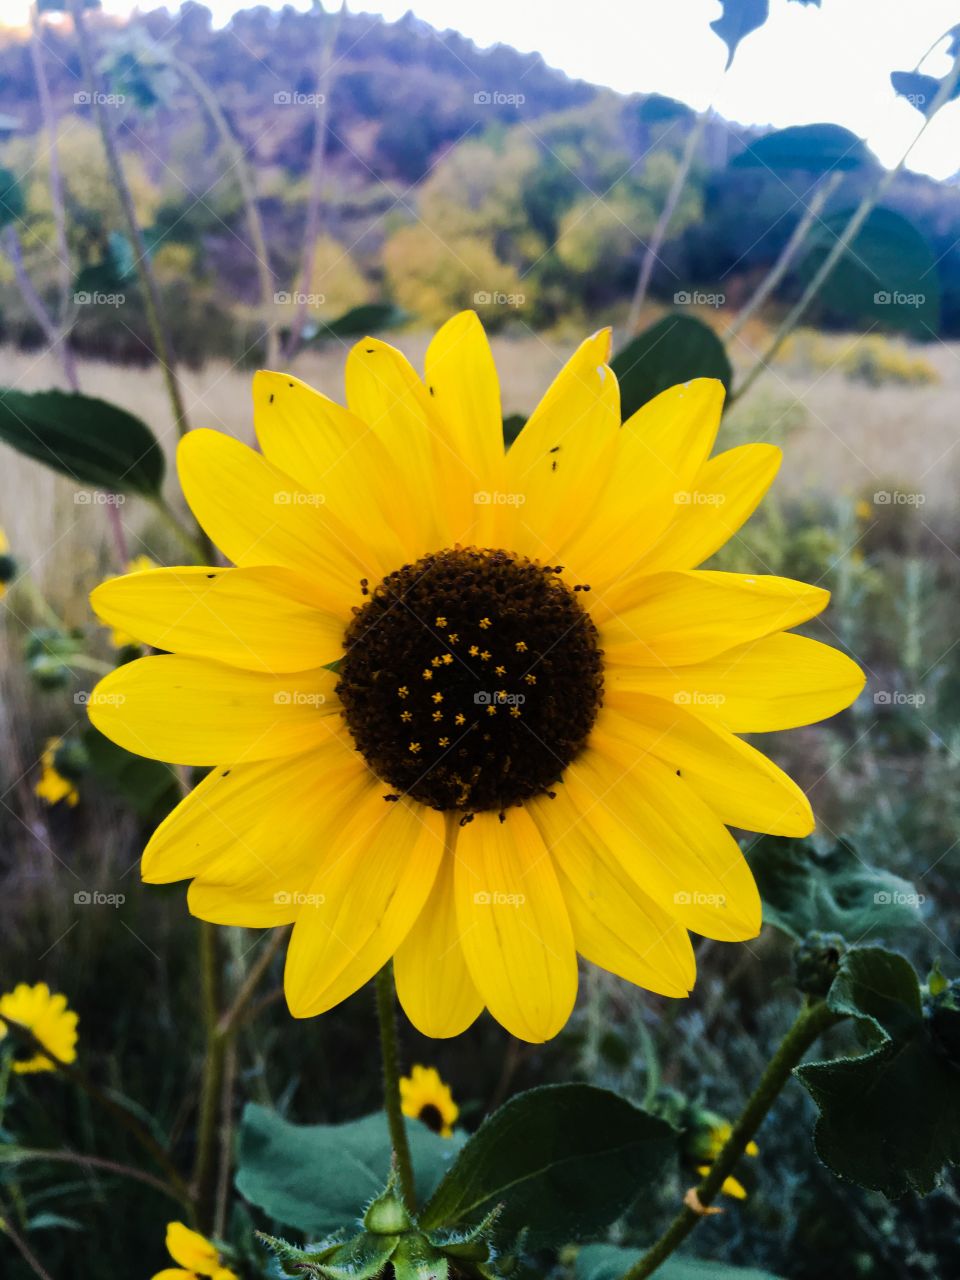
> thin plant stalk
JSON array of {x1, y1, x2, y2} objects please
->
[
  {"x1": 173, "y1": 56, "x2": 278, "y2": 368},
  {"x1": 625, "y1": 108, "x2": 710, "y2": 335},
  {"x1": 733, "y1": 49, "x2": 960, "y2": 403},
  {"x1": 618, "y1": 998, "x2": 839, "y2": 1280},
  {"x1": 67, "y1": 0, "x2": 191, "y2": 440},
  {"x1": 282, "y1": 1, "x2": 345, "y2": 362},
  {"x1": 193, "y1": 921, "x2": 225, "y2": 1235},
  {"x1": 29, "y1": 4, "x2": 73, "y2": 327},
  {"x1": 726, "y1": 169, "x2": 843, "y2": 339},
  {"x1": 375, "y1": 962, "x2": 416, "y2": 1210},
  {"x1": 0, "y1": 1195, "x2": 55, "y2": 1280}
]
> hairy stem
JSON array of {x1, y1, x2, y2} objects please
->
[
  {"x1": 619, "y1": 999, "x2": 839, "y2": 1280},
  {"x1": 375, "y1": 962, "x2": 416, "y2": 1210}
]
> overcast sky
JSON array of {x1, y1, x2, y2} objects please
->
[{"x1": 10, "y1": 0, "x2": 960, "y2": 179}]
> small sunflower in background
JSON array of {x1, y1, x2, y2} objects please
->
[
  {"x1": 34, "y1": 737, "x2": 80, "y2": 808},
  {"x1": 88, "y1": 312, "x2": 865, "y2": 1043},
  {"x1": 0, "y1": 525, "x2": 16, "y2": 599},
  {"x1": 400, "y1": 1064, "x2": 459, "y2": 1137},
  {"x1": 0, "y1": 982, "x2": 79, "y2": 1074},
  {"x1": 688, "y1": 1112, "x2": 759, "y2": 1200},
  {"x1": 150, "y1": 1222, "x2": 238, "y2": 1280}
]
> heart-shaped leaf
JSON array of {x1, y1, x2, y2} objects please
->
[
  {"x1": 730, "y1": 124, "x2": 874, "y2": 174},
  {"x1": 576, "y1": 1244, "x2": 784, "y2": 1280},
  {"x1": 420, "y1": 1084, "x2": 675, "y2": 1248},
  {"x1": 611, "y1": 315, "x2": 732, "y2": 422},
  {"x1": 0, "y1": 389, "x2": 165, "y2": 496}
]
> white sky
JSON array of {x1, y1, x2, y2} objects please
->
[{"x1": 8, "y1": 0, "x2": 960, "y2": 179}]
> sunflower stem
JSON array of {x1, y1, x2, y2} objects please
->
[
  {"x1": 619, "y1": 998, "x2": 840, "y2": 1280},
  {"x1": 375, "y1": 962, "x2": 416, "y2": 1211}
]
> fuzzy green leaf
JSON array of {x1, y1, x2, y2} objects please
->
[
  {"x1": 747, "y1": 835, "x2": 923, "y2": 942},
  {"x1": 796, "y1": 947, "x2": 960, "y2": 1197},
  {"x1": 235, "y1": 1106, "x2": 464, "y2": 1235},
  {"x1": 576, "y1": 1244, "x2": 784, "y2": 1280},
  {"x1": 420, "y1": 1084, "x2": 675, "y2": 1248}
]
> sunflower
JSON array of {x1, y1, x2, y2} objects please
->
[
  {"x1": 0, "y1": 982, "x2": 79, "y2": 1074},
  {"x1": 691, "y1": 1115, "x2": 759, "y2": 1200},
  {"x1": 0, "y1": 525, "x2": 16, "y2": 598},
  {"x1": 34, "y1": 738, "x2": 80, "y2": 808},
  {"x1": 151, "y1": 1222, "x2": 238, "y2": 1280},
  {"x1": 400, "y1": 1064, "x2": 459, "y2": 1137},
  {"x1": 87, "y1": 313, "x2": 864, "y2": 1043}
]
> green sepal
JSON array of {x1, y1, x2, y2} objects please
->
[{"x1": 391, "y1": 1234, "x2": 449, "y2": 1280}]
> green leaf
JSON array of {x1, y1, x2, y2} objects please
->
[
  {"x1": 235, "y1": 1105, "x2": 464, "y2": 1235},
  {"x1": 747, "y1": 835, "x2": 923, "y2": 942},
  {"x1": 392, "y1": 1235, "x2": 449, "y2": 1280},
  {"x1": 796, "y1": 948, "x2": 960, "y2": 1197},
  {"x1": 420, "y1": 1084, "x2": 675, "y2": 1248},
  {"x1": 801, "y1": 206, "x2": 940, "y2": 337},
  {"x1": 0, "y1": 167, "x2": 25, "y2": 228},
  {"x1": 0, "y1": 389, "x2": 165, "y2": 496},
  {"x1": 891, "y1": 70, "x2": 960, "y2": 118},
  {"x1": 611, "y1": 315, "x2": 732, "y2": 422},
  {"x1": 308, "y1": 303, "x2": 407, "y2": 341},
  {"x1": 83, "y1": 726, "x2": 179, "y2": 819},
  {"x1": 730, "y1": 124, "x2": 874, "y2": 174},
  {"x1": 576, "y1": 1244, "x2": 784, "y2": 1280}
]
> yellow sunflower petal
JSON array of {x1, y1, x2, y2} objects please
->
[
  {"x1": 527, "y1": 788, "x2": 695, "y2": 997},
  {"x1": 166, "y1": 1222, "x2": 219, "y2": 1273},
  {"x1": 601, "y1": 443, "x2": 782, "y2": 602},
  {"x1": 424, "y1": 311, "x2": 503, "y2": 486},
  {"x1": 284, "y1": 795, "x2": 444, "y2": 1019},
  {"x1": 564, "y1": 378, "x2": 724, "y2": 584},
  {"x1": 177, "y1": 429, "x2": 379, "y2": 610},
  {"x1": 454, "y1": 808, "x2": 578, "y2": 1043},
  {"x1": 501, "y1": 330, "x2": 619, "y2": 558},
  {"x1": 598, "y1": 570, "x2": 829, "y2": 662},
  {"x1": 90, "y1": 566, "x2": 344, "y2": 673},
  {"x1": 565, "y1": 745, "x2": 761, "y2": 941},
  {"x1": 88, "y1": 654, "x2": 340, "y2": 766},
  {"x1": 150, "y1": 1270, "x2": 195, "y2": 1280},
  {"x1": 143, "y1": 731, "x2": 365, "y2": 892},
  {"x1": 606, "y1": 632, "x2": 866, "y2": 732},
  {"x1": 596, "y1": 700, "x2": 813, "y2": 837},
  {"x1": 345, "y1": 336, "x2": 458, "y2": 549},
  {"x1": 253, "y1": 370, "x2": 414, "y2": 564},
  {"x1": 395, "y1": 825, "x2": 483, "y2": 1037}
]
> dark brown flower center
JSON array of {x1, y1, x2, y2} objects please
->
[
  {"x1": 337, "y1": 548, "x2": 603, "y2": 815},
  {"x1": 418, "y1": 1103, "x2": 445, "y2": 1133}
]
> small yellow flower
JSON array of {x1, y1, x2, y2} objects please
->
[
  {"x1": 399, "y1": 1064, "x2": 458, "y2": 1138},
  {"x1": 103, "y1": 556, "x2": 155, "y2": 648},
  {"x1": 694, "y1": 1119, "x2": 759, "y2": 1201},
  {"x1": 34, "y1": 738, "x2": 79, "y2": 808},
  {"x1": 0, "y1": 525, "x2": 16, "y2": 599},
  {"x1": 151, "y1": 1221, "x2": 238, "y2": 1280},
  {"x1": 0, "y1": 982, "x2": 78, "y2": 1074},
  {"x1": 854, "y1": 498, "x2": 873, "y2": 521}
]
